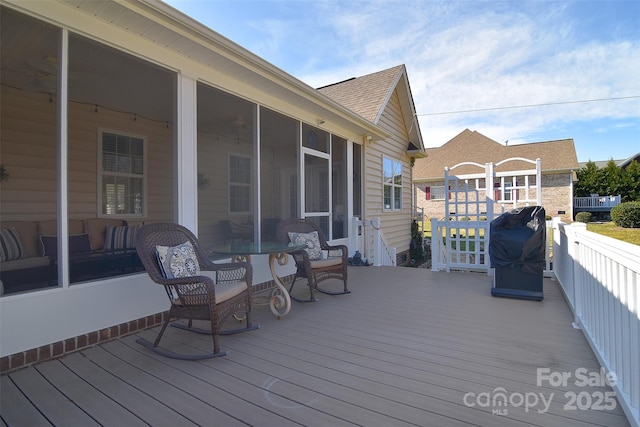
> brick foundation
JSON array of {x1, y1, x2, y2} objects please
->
[{"x1": 0, "y1": 311, "x2": 169, "y2": 375}]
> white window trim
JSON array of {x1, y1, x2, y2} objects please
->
[
  {"x1": 228, "y1": 153, "x2": 252, "y2": 215},
  {"x1": 430, "y1": 185, "x2": 446, "y2": 201},
  {"x1": 97, "y1": 128, "x2": 147, "y2": 219},
  {"x1": 382, "y1": 156, "x2": 402, "y2": 211}
]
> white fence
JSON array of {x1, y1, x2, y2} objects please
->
[
  {"x1": 552, "y1": 219, "x2": 639, "y2": 427},
  {"x1": 430, "y1": 217, "x2": 490, "y2": 272}
]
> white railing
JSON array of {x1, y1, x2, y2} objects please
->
[
  {"x1": 429, "y1": 217, "x2": 554, "y2": 275},
  {"x1": 574, "y1": 195, "x2": 621, "y2": 209},
  {"x1": 351, "y1": 217, "x2": 396, "y2": 266},
  {"x1": 552, "y1": 219, "x2": 640, "y2": 427}
]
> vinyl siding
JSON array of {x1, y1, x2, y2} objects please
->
[
  {"x1": 1, "y1": 85, "x2": 175, "y2": 224},
  {"x1": 364, "y1": 90, "x2": 413, "y2": 255}
]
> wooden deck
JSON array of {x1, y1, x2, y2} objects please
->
[{"x1": 0, "y1": 267, "x2": 631, "y2": 426}]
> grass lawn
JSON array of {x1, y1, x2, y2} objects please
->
[
  {"x1": 587, "y1": 222, "x2": 640, "y2": 246},
  {"x1": 419, "y1": 219, "x2": 639, "y2": 246}
]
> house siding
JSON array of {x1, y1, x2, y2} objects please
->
[
  {"x1": 365, "y1": 90, "x2": 413, "y2": 263},
  {"x1": 0, "y1": 86, "x2": 175, "y2": 224}
]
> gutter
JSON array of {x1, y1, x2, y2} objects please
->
[{"x1": 130, "y1": 0, "x2": 390, "y2": 140}]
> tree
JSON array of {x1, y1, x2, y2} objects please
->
[
  {"x1": 575, "y1": 161, "x2": 602, "y2": 197},
  {"x1": 574, "y1": 159, "x2": 640, "y2": 202},
  {"x1": 621, "y1": 160, "x2": 640, "y2": 202}
]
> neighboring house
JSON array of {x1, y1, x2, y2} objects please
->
[
  {"x1": 0, "y1": 0, "x2": 424, "y2": 368},
  {"x1": 413, "y1": 129, "x2": 579, "y2": 223},
  {"x1": 318, "y1": 65, "x2": 426, "y2": 265}
]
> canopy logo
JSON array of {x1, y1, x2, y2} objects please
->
[{"x1": 462, "y1": 367, "x2": 618, "y2": 415}]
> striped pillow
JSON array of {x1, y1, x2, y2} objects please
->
[
  {"x1": 0, "y1": 227, "x2": 24, "y2": 261},
  {"x1": 103, "y1": 224, "x2": 140, "y2": 250}
]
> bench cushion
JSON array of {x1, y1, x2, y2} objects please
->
[
  {"x1": 0, "y1": 256, "x2": 50, "y2": 272},
  {"x1": 0, "y1": 221, "x2": 39, "y2": 258},
  {"x1": 0, "y1": 227, "x2": 23, "y2": 261},
  {"x1": 85, "y1": 218, "x2": 127, "y2": 251}
]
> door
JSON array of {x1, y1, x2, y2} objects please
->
[{"x1": 302, "y1": 150, "x2": 331, "y2": 237}]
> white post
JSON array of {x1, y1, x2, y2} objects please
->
[
  {"x1": 431, "y1": 217, "x2": 440, "y2": 272},
  {"x1": 349, "y1": 217, "x2": 359, "y2": 257},
  {"x1": 569, "y1": 222, "x2": 586, "y2": 327},
  {"x1": 372, "y1": 217, "x2": 381, "y2": 266},
  {"x1": 535, "y1": 158, "x2": 542, "y2": 206},
  {"x1": 485, "y1": 162, "x2": 494, "y2": 220}
]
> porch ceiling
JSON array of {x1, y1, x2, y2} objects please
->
[
  {"x1": 1, "y1": 0, "x2": 387, "y2": 139},
  {"x1": 0, "y1": 267, "x2": 630, "y2": 426}
]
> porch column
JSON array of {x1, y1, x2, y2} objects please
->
[{"x1": 176, "y1": 73, "x2": 198, "y2": 232}]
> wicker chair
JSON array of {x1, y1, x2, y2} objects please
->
[
  {"x1": 275, "y1": 218, "x2": 349, "y2": 302},
  {"x1": 135, "y1": 223, "x2": 258, "y2": 360}
]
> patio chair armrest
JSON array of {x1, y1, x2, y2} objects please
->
[
  {"x1": 161, "y1": 275, "x2": 217, "y2": 305},
  {"x1": 323, "y1": 244, "x2": 348, "y2": 259},
  {"x1": 156, "y1": 274, "x2": 215, "y2": 287},
  {"x1": 209, "y1": 261, "x2": 253, "y2": 288}
]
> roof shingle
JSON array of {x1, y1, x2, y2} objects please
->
[
  {"x1": 318, "y1": 65, "x2": 405, "y2": 123},
  {"x1": 414, "y1": 129, "x2": 579, "y2": 179}
]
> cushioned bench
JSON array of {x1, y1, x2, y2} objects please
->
[{"x1": 0, "y1": 218, "x2": 143, "y2": 295}]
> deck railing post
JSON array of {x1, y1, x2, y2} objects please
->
[
  {"x1": 568, "y1": 223, "x2": 585, "y2": 327},
  {"x1": 430, "y1": 217, "x2": 440, "y2": 271},
  {"x1": 372, "y1": 217, "x2": 381, "y2": 266}
]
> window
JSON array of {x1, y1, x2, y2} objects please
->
[
  {"x1": 426, "y1": 185, "x2": 447, "y2": 200},
  {"x1": 229, "y1": 154, "x2": 251, "y2": 213},
  {"x1": 494, "y1": 181, "x2": 517, "y2": 201},
  {"x1": 504, "y1": 182, "x2": 513, "y2": 201},
  {"x1": 100, "y1": 130, "x2": 145, "y2": 217},
  {"x1": 383, "y1": 157, "x2": 402, "y2": 210}
]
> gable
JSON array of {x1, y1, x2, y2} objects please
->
[
  {"x1": 318, "y1": 65, "x2": 425, "y2": 154},
  {"x1": 318, "y1": 65, "x2": 404, "y2": 122}
]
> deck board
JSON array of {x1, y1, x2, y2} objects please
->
[
  {"x1": 8, "y1": 364, "x2": 100, "y2": 426},
  {"x1": 35, "y1": 360, "x2": 149, "y2": 427},
  {"x1": 0, "y1": 375, "x2": 52, "y2": 427},
  {"x1": 0, "y1": 267, "x2": 631, "y2": 427},
  {"x1": 57, "y1": 351, "x2": 199, "y2": 426}
]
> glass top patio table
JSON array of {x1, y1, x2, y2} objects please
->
[
  {"x1": 209, "y1": 241, "x2": 307, "y2": 318},
  {"x1": 209, "y1": 241, "x2": 306, "y2": 256}
]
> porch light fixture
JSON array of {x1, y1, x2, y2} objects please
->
[{"x1": 232, "y1": 116, "x2": 249, "y2": 143}]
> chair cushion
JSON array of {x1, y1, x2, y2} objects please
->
[
  {"x1": 215, "y1": 280, "x2": 248, "y2": 303},
  {"x1": 0, "y1": 227, "x2": 24, "y2": 261},
  {"x1": 156, "y1": 241, "x2": 201, "y2": 279},
  {"x1": 288, "y1": 231, "x2": 322, "y2": 260},
  {"x1": 103, "y1": 224, "x2": 140, "y2": 250},
  {"x1": 309, "y1": 256, "x2": 343, "y2": 269}
]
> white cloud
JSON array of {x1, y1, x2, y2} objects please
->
[
  {"x1": 165, "y1": 0, "x2": 639, "y2": 158},
  {"x1": 275, "y1": 1, "x2": 639, "y2": 148}
]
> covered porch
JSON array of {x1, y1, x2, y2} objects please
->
[{"x1": 1, "y1": 266, "x2": 630, "y2": 426}]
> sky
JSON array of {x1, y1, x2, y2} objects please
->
[{"x1": 163, "y1": 0, "x2": 640, "y2": 163}]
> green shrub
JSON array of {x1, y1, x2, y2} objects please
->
[
  {"x1": 575, "y1": 212, "x2": 592, "y2": 223},
  {"x1": 610, "y1": 201, "x2": 640, "y2": 228}
]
